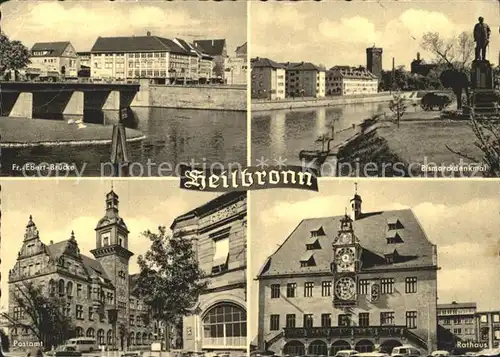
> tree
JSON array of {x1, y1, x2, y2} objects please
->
[
  {"x1": 0, "y1": 34, "x2": 30, "y2": 80},
  {"x1": 3, "y1": 281, "x2": 76, "y2": 349},
  {"x1": 421, "y1": 31, "x2": 474, "y2": 109},
  {"x1": 133, "y1": 227, "x2": 207, "y2": 352},
  {"x1": 389, "y1": 92, "x2": 407, "y2": 128}
]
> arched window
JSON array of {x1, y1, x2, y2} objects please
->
[
  {"x1": 284, "y1": 341, "x2": 305, "y2": 356},
  {"x1": 75, "y1": 327, "x2": 84, "y2": 337},
  {"x1": 66, "y1": 281, "x2": 73, "y2": 297},
  {"x1": 58, "y1": 279, "x2": 65, "y2": 295},
  {"x1": 202, "y1": 303, "x2": 246, "y2": 347},
  {"x1": 142, "y1": 333, "x2": 148, "y2": 345},
  {"x1": 107, "y1": 330, "x2": 113, "y2": 345},
  {"x1": 129, "y1": 333, "x2": 135, "y2": 346},
  {"x1": 97, "y1": 329, "x2": 105, "y2": 345},
  {"x1": 87, "y1": 328, "x2": 95, "y2": 338},
  {"x1": 136, "y1": 332, "x2": 141, "y2": 345},
  {"x1": 148, "y1": 333, "x2": 153, "y2": 343},
  {"x1": 49, "y1": 279, "x2": 56, "y2": 296}
]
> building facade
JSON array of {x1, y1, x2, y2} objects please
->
[
  {"x1": 173, "y1": 192, "x2": 247, "y2": 357},
  {"x1": 366, "y1": 47, "x2": 383, "y2": 79},
  {"x1": 28, "y1": 42, "x2": 80, "y2": 78},
  {"x1": 437, "y1": 302, "x2": 477, "y2": 351},
  {"x1": 326, "y1": 66, "x2": 379, "y2": 96},
  {"x1": 476, "y1": 311, "x2": 500, "y2": 349},
  {"x1": 410, "y1": 53, "x2": 437, "y2": 77},
  {"x1": 283, "y1": 62, "x2": 325, "y2": 98},
  {"x1": 7, "y1": 190, "x2": 153, "y2": 351},
  {"x1": 224, "y1": 43, "x2": 248, "y2": 85},
  {"x1": 251, "y1": 57, "x2": 286, "y2": 100},
  {"x1": 90, "y1": 32, "x2": 212, "y2": 84},
  {"x1": 257, "y1": 190, "x2": 438, "y2": 356},
  {"x1": 194, "y1": 39, "x2": 228, "y2": 80}
]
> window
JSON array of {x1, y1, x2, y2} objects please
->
[
  {"x1": 481, "y1": 315, "x2": 488, "y2": 323},
  {"x1": 321, "y1": 281, "x2": 331, "y2": 296},
  {"x1": 77, "y1": 284, "x2": 82, "y2": 298},
  {"x1": 453, "y1": 328, "x2": 462, "y2": 334},
  {"x1": 304, "y1": 282, "x2": 314, "y2": 297},
  {"x1": 87, "y1": 285, "x2": 92, "y2": 299},
  {"x1": 202, "y1": 303, "x2": 246, "y2": 344},
  {"x1": 358, "y1": 280, "x2": 370, "y2": 295},
  {"x1": 286, "y1": 314, "x2": 296, "y2": 328},
  {"x1": 406, "y1": 311, "x2": 417, "y2": 329},
  {"x1": 271, "y1": 284, "x2": 280, "y2": 299},
  {"x1": 359, "y1": 313, "x2": 370, "y2": 327},
  {"x1": 270, "y1": 315, "x2": 280, "y2": 331},
  {"x1": 381, "y1": 312, "x2": 395, "y2": 326},
  {"x1": 321, "y1": 314, "x2": 331, "y2": 327},
  {"x1": 286, "y1": 283, "x2": 297, "y2": 298},
  {"x1": 381, "y1": 278, "x2": 394, "y2": 294},
  {"x1": 338, "y1": 314, "x2": 351, "y2": 326},
  {"x1": 89, "y1": 307, "x2": 94, "y2": 321},
  {"x1": 211, "y1": 229, "x2": 230, "y2": 273},
  {"x1": 303, "y1": 314, "x2": 313, "y2": 328},
  {"x1": 130, "y1": 315, "x2": 135, "y2": 326},
  {"x1": 76, "y1": 305, "x2": 83, "y2": 320},
  {"x1": 405, "y1": 277, "x2": 417, "y2": 293},
  {"x1": 494, "y1": 329, "x2": 500, "y2": 340},
  {"x1": 493, "y1": 314, "x2": 500, "y2": 323}
]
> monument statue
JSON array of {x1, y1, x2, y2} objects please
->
[{"x1": 474, "y1": 16, "x2": 491, "y2": 61}]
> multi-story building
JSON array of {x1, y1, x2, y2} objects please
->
[
  {"x1": 326, "y1": 66, "x2": 379, "y2": 96},
  {"x1": 283, "y1": 62, "x2": 326, "y2": 98},
  {"x1": 410, "y1": 53, "x2": 437, "y2": 77},
  {"x1": 251, "y1": 57, "x2": 286, "y2": 100},
  {"x1": 437, "y1": 302, "x2": 477, "y2": 350},
  {"x1": 29, "y1": 41, "x2": 80, "y2": 78},
  {"x1": 475, "y1": 311, "x2": 500, "y2": 349},
  {"x1": 90, "y1": 32, "x2": 200, "y2": 84},
  {"x1": 225, "y1": 43, "x2": 248, "y2": 85},
  {"x1": 256, "y1": 188, "x2": 438, "y2": 356},
  {"x1": 173, "y1": 192, "x2": 247, "y2": 357},
  {"x1": 173, "y1": 38, "x2": 214, "y2": 84},
  {"x1": 194, "y1": 39, "x2": 228, "y2": 80},
  {"x1": 366, "y1": 47, "x2": 383, "y2": 79},
  {"x1": 7, "y1": 189, "x2": 153, "y2": 350},
  {"x1": 76, "y1": 51, "x2": 91, "y2": 77}
]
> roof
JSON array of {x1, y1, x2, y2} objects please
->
[
  {"x1": 284, "y1": 62, "x2": 325, "y2": 71},
  {"x1": 90, "y1": 36, "x2": 193, "y2": 55},
  {"x1": 235, "y1": 42, "x2": 247, "y2": 55},
  {"x1": 193, "y1": 39, "x2": 226, "y2": 56},
  {"x1": 258, "y1": 209, "x2": 436, "y2": 278},
  {"x1": 170, "y1": 191, "x2": 246, "y2": 229},
  {"x1": 329, "y1": 66, "x2": 378, "y2": 80},
  {"x1": 251, "y1": 57, "x2": 285, "y2": 69},
  {"x1": 31, "y1": 42, "x2": 71, "y2": 57},
  {"x1": 174, "y1": 38, "x2": 212, "y2": 60},
  {"x1": 438, "y1": 302, "x2": 477, "y2": 309}
]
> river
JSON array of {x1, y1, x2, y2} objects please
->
[
  {"x1": 1, "y1": 107, "x2": 247, "y2": 177},
  {"x1": 251, "y1": 102, "x2": 392, "y2": 166}
]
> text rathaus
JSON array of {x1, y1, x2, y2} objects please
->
[{"x1": 8, "y1": 190, "x2": 154, "y2": 350}]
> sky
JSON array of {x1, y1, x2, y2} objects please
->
[
  {"x1": 249, "y1": 180, "x2": 500, "y2": 341},
  {"x1": 0, "y1": 1, "x2": 246, "y2": 53},
  {"x1": 0, "y1": 179, "x2": 220, "y2": 310},
  {"x1": 250, "y1": 0, "x2": 500, "y2": 70}
]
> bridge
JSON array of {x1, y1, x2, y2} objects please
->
[{"x1": 0, "y1": 82, "x2": 142, "y2": 120}]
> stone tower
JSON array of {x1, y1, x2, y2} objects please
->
[
  {"x1": 366, "y1": 47, "x2": 383, "y2": 79},
  {"x1": 90, "y1": 189, "x2": 133, "y2": 330}
]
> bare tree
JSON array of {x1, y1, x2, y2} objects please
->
[
  {"x1": 421, "y1": 31, "x2": 474, "y2": 70},
  {"x1": 389, "y1": 92, "x2": 407, "y2": 128}
]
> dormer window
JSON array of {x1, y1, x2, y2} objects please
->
[
  {"x1": 300, "y1": 252, "x2": 316, "y2": 267},
  {"x1": 387, "y1": 217, "x2": 404, "y2": 230},
  {"x1": 386, "y1": 231, "x2": 404, "y2": 244}
]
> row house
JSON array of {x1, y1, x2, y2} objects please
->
[
  {"x1": 283, "y1": 62, "x2": 326, "y2": 98},
  {"x1": 251, "y1": 57, "x2": 286, "y2": 100}
]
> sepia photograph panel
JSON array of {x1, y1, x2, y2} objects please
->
[
  {"x1": 250, "y1": 1, "x2": 500, "y2": 177},
  {"x1": 0, "y1": 1, "x2": 247, "y2": 177},
  {"x1": 0, "y1": 181, "x2": 247, "y2": 357},
  {"x1": 249, "y1": 181, "x2": 499, "y2": 356}
]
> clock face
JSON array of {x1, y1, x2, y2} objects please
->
[
  {"x1": 339, "y1": 232, "x2": 352, "y2": 244},
  {"x1": 335, "y1": 247, "x2": 355, "y2": 271},
  {"x1": 335, "y1": 277, "x2": 356, "y2": 300}
]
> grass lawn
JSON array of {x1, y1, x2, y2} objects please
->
[{"x1": 1, "y1": 117, "x2": 144, "y2": 146}]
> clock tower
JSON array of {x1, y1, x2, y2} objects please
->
[
  {"x1": 91, "y1": 189, "x2": 133, "y2": 329},
  {"x1": 332, "y1": 212, "x2": 361, "y2": 308}
]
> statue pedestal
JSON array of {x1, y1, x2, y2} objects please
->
[{"x1": 471, "y1": 60, "x2": 494, "y2": 89}]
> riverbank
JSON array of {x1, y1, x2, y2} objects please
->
[
  {"x1": 0, "y1": 117, "x2": 145, "y2": 147},
  {"x1": 252, "y1": 93, "x2": 393, "y2": 111},
  {"x1": 131, "y1": 83, "x2": 246, "y2": 111},
  {"x1": 336, "y1": 118, "x2": 486, "y2": 177}
]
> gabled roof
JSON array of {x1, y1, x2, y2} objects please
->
[
  {"x1": 283, "y1": 62, "x2": 325, "y2": 72},
  {"x1": 235, "y1": 42, "x2": 247, "y2": 55},
  {"x1": 31, "y1": 42, "x2": 71, "y2": 57},
  {"x1": 251, "y1": 57, "x2": 285, "y2": 69},
  {"x1": 90, "y1": 36, "x2": 193, "y2": 55},
  {"x1": 174, "y1": 38, "x2": 212, "y2": 60},
  {"x1": 193, "y1": 39, "x2": 226, "y2": 56},
  {"x1": 258, "y1": 209, "x2": 436, "y2": 278}
]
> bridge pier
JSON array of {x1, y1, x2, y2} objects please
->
[
  {"x1": 9, "y1": 92, "x2": 33, "y2": 119},
  {"x1": 63, "y1": 91, "x2": 84, "y2": 116},
  {"x1": 103, "y1": 90, "x2": 120, "y2": 111}
]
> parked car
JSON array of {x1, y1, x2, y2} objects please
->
[
  {"x1": 430, "y1": 351, "x2": 449, "y2": 357},
  {"x1": 391, "y1": 346, "x2": 421, "y2": 357},
  {"x1": 65, "y1": 338, "x2": 98, "y2": 353},
  {"x1": 335, "y1": 350, "x2": 360, "y2": 357},
  {"x1": 421, "y1": 92, "x2": 452, "y2": 111},
  {"x1": 358, "y1": 353, "x2": 390, "y2": 357}
]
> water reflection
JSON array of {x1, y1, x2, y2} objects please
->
[
  {"x1": 251, "y1": 102, "x2": 389, "y2": 165},
  {"x1": 2, "y1": 107, "x2": 247, "y2": 177}
]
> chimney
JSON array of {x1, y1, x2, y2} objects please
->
[
  {"x1": 50, "y1": 240, "x2": 54, "y2": 245},
  {"x1": 417, "y1": 52, "x2": 421, "y2": 61},
  {"x1": 147, "y1": 31, "x2": 151, "y2": 36}
]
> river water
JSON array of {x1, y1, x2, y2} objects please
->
[
  {"x1": 251, "y1": 102, "x2": 391, "y2": 166},
  {"x1": 1, "y1": 107, "x2": 247, "y2": 177}
]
